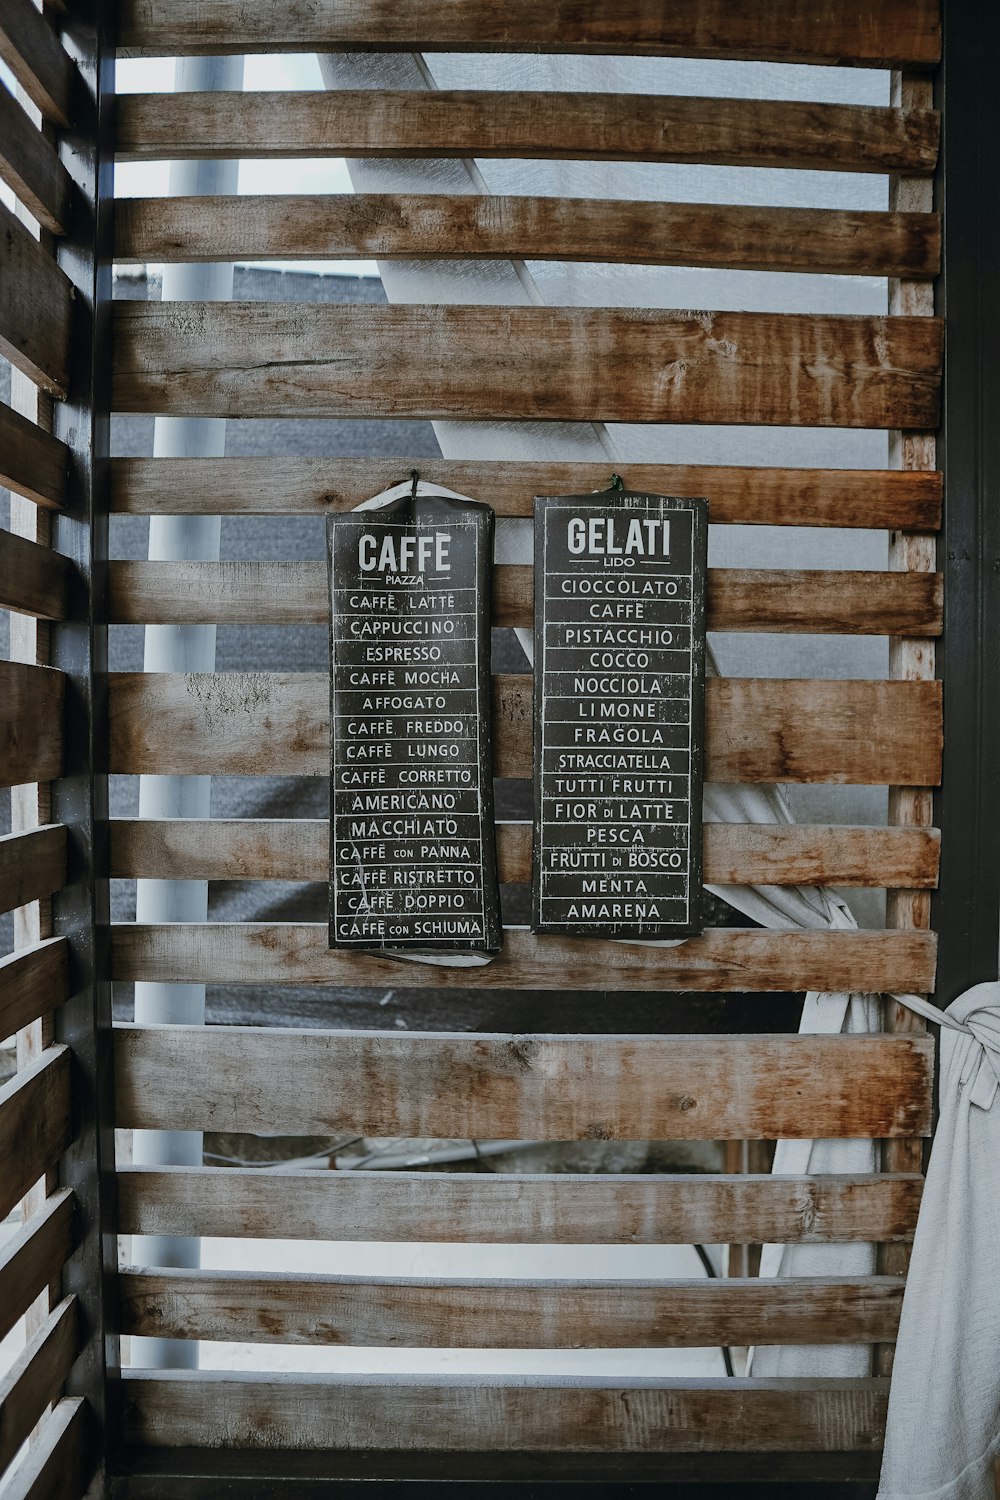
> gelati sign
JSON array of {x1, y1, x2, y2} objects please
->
[
  {"x1": 532, "y1": 491, "x2": 708, "y2": 939},
  {"x1": 328, "y1": 491, "x2": 502, "y2": 954}
]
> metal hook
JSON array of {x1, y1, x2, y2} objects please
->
[
  {"x1": 609, "y1": 472, "x2": 625, "y2": 492},
  {"x1": 410, "y1": 468, "x2": 420, "y2": 501}
]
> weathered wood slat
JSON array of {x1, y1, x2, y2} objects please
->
[
  {"x1": 121, "y1": 1370, "x2": 889, "y2": 1454},
  {"x1": 113, "y1": 1025, "x2": 933, "y2": 1139},
  {"x1": 0, "y1": 1046, "x2": 72, "y2": 1223},
  {"x1": 115, "y1": 0, "x2": 941, "y2": 69},
  {"x1": 108, "y1": 457, "x2": 944, "y2": 531},
  {"x1": 0, "y1": 200, "x2": 72, "y2": 395},
  {"x1": 110, "y1": 923, "x2": 937, "y2": 996},
  {"x1": 0, "y1": 527, "x2": 70, "y2": 619},
  {"x1": 116, "y1": 1165, "x2": 923, "y2": 1245},
  {"x1": 112, "y1": 302, "x2": 943, "y2": 430},
  {"x1": 0, "y1": 937, "x2": 69, "y2": 1040},
  {"x1": 107, "y1": 673, "x2": 944, "y2": 787},
  {"x1": 107, "y1": 561, "x2": 944, "y2": 637},
  {"x1": 114, "y1": 194, "x2": 941, "y2": 280},
  {"x1": 1, "y1": 1397, "x2": 87, "y2": 1500},
  {"x1": 0, "y1": 1190, "x2": 74, "y2": 1346},
  {"x1": 0, "y1": 662, "x2": 64, "y2": 789},
  {"x1": 0, "y1": 81, "x2": 72, "y2": 234},
  {"x1": 0, "y1": 0, "x2": 74, "y2": 125},
  {"x1": 0, "y1": 1297, "x2": 77, "y2": 1472},
  {"x1": 120, "y1": 1267, "x2": 903, "y2": 1349},
  {"x1": 116, "y1": 91, "x2": 939, "y2": 176},
  {"x1": 109, "y1": 818, "x2": 941, "y2": 891},
  {"x1": 0, "y1": 401, "x2": 69, "y2": 511},
  {"x1": 0, "y1": 826, "x2": 67, "y2": 915}
]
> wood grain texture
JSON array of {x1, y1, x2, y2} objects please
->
[
  {"x1": 0, "y1": 527, "x2": 70, "y2": 619},
  {"x1": 107, "y1": 672, "x2": 944, "y2": 787},
  {"x1": 119, "y1": 1267, "x2": 904, "y2": 1348},
  {"x1": 115, "y1": 0, "x2": 941, "y2": 68},
  {"x1": 115, "y1": 91, "x2": 939, "y2": 176},
  {"x1": 116, "y1": 1165, "x2": 923, "y2": 1245},
  {"x1": 111, "y1": 302, "x2": 943, "y2": 430},
  {"x1": 107, "y1": 560, "x2": 944, "y2": 637},
  {"x1": 0, "y1": 1190, "x2": 74, "y2": 1346},
  {"x1": 112, "y1": 1025, "x2": 933, "y2": 1139},
  {"x1": 120, "y1": 1369, "x2": 889, "y2": 1454},
  {"x1": 110, "y1": 922, "x2": 937, "y2": 996},
  {"x1": 114, "y1": 194, "x2": 941, "y2": 280},
  {"x1": 108, "y1": 817, "x2": 941, "y2": 891},
  {"x1": 0, "y1": 938, "x2": 69, "y2": 1040},
  {"x1": 108, "y1": 457, "x2": 944, "y2": 531},
  {"x1": 0, "y1": 401, "x2": 69, "y2": 510},
  {"x1": 0, "y1": 0, "x2": 74, "y2": 125},
  {"x1": 1, "y1": 1397, "x2": 87, "y2": 1500},
  {"x1": 0, "y1": 81, "x2": 71, "y2": 234},
  {"x1": 0, "y1": 662, "x2": 64, "y2": 789},
  {"x1": 0, "y1": 826, "x2": 67, "y2": 915},
  {"x1": 110, "y1": 816, "x2": 942, "y2": 891},
  {"x1": 0, "y1": 1296, "x2": 77, "y2": 1472},
  {"x1": 0, "y1": 199, "x2": 72, "y2": 394},
  {"x1": 0, "y1": 1046, "x2": 72, "y2": 1223}
]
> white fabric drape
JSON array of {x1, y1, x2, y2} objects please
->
[{"x1": 876, "y1": 983, "x2": 1000, "y2": 1500}]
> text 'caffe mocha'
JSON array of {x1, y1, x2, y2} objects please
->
[
  {"x1": 532, "y1": 491, "x2": 708, "y2": 939},
  {"x1": 328, "y1": 490, "x2": 501, "y2": 955}
]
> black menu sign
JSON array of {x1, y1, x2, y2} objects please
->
[
  {"x1": 532, "y1": 491, "x2": 707, "y2": 939},
  {"x1": 328, "y1": 492, "x2": 502, "y2": 954}
]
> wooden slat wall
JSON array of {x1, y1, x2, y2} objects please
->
[
  {"x1": 112, "y1": 303, "x2": 943, "y2": 428},
  {"x1": 0, "y1": 22, "x2": 87, "y2": 1497},
  {"x1": 107, "y1": 672, "x2": 943, "y2": 785},
  {"x1": 104, "y1": 2, "x2": 947, "y2": 1484},
  {"x1": 116, "y1": 0, "x2": 941, "y2": 68}
]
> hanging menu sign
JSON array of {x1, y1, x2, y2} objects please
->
[
  {"x1": 328, "y1": 491, "x2": 502, "y2": 954},
  {"x1": 532, "y1": 491, "x2": 708, "y2": 939}
]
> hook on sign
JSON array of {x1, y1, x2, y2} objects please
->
[
  {"x1": 409, "y1": 469, "x2": 420, "y2": 502},
  {"x1": 609, "y1": 473, "x2": 625, "y2": 492}
]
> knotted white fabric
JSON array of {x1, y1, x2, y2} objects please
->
[{"x1": 876, "y1": 983, "x2": 1000, "y2": 1500}]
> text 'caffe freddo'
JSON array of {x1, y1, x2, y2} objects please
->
[
  {"x1": 533, "y1": 491, "x2": 708, "y2": 939},
  {"x1": 327, "y1": 491, "x2": 501, "y2": 954}
]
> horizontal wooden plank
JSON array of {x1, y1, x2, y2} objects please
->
[
  {"x1": 0, "y1": 826, "x2": 67, "y2": 915},
  {"x1": 0, "y1": 527, "x2": 71, "y2": 619},
  {"x1": 107, "y1": 673, "x2": 944, "y2": 787},
  {"x1": 114, "y1": 194, "x2": 941, "y2": 280},
  {"x1": 113, "y1": 1025, "x2": 933, "y2": 1139},
  {"x1": 120, "y1": 1370, "x2": 889, "y2": 1454},
  {"x1": 115, "y1": 0, "x2": 941, "y2": 69},
  {"x1": 0, "y1": 0, "x2": 74, "y2": 125},
  {"x1": 0, "y1": 1046, "x2": 72, "y2": 1223},
  {"x1": 0, "y1": 401, "x2": 69, "y2": 511},
  {"x1": 107, "y1": 561, "x2": 944, "y2": 637},
  {"x1": 120, "y1": 1267, "x2": 904, "y2": 1349},
  {"x1": 116, "y1": 91, "x2": 939, "y2": 176},
  {"x1": 110, "y1": 923, "x2": 937, "y2": 995},
  {"x1": 0, "y1": 200, "x2": 72, "y2": 394},
  {"x1": 0, "y1": 1190, "x2": 74, "y2": 1346},
  {"x1": 2, "y1": 1398, "x2": 87, "y2": 1500},
  {"x1": 0, "y1": 1297, "x2": 77, "y2": 1472},
  {"x1": 0, "y1": 937, "x2": 70, "y2": 1040},
  {"x1": 109, "y1": 818, "x2": 941, "y2": 891},
  {"x1": 108, "y1": 457, "x2": 944, "y2": 531},
  {"x1": 112, "y1": 302, "x2": 943, "y2": 430},
  {"x1": 116, "y1": 1165, "x2": 923, "y2": 1245},
  {"x1": 0, "y1": 80, "x2": 72, "y2": 234},
  {"x1": 0, "y1": 662, "x2": 65, "y2": 789}
]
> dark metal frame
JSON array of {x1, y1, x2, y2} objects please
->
[
  {"x1": 51, "y1": 1, "x2": 118, "y2": 1493},
  {"x1": 932, "y1": 0, "x2": 1000, "y2": 1006}
]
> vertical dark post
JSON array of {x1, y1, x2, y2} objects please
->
[
  {"x1": 51, "y1": 0, "x2": 118, "y2": 1491},
  {"x1": 933, "y1": 0, "x2": 1000, "y2": 1003}
]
